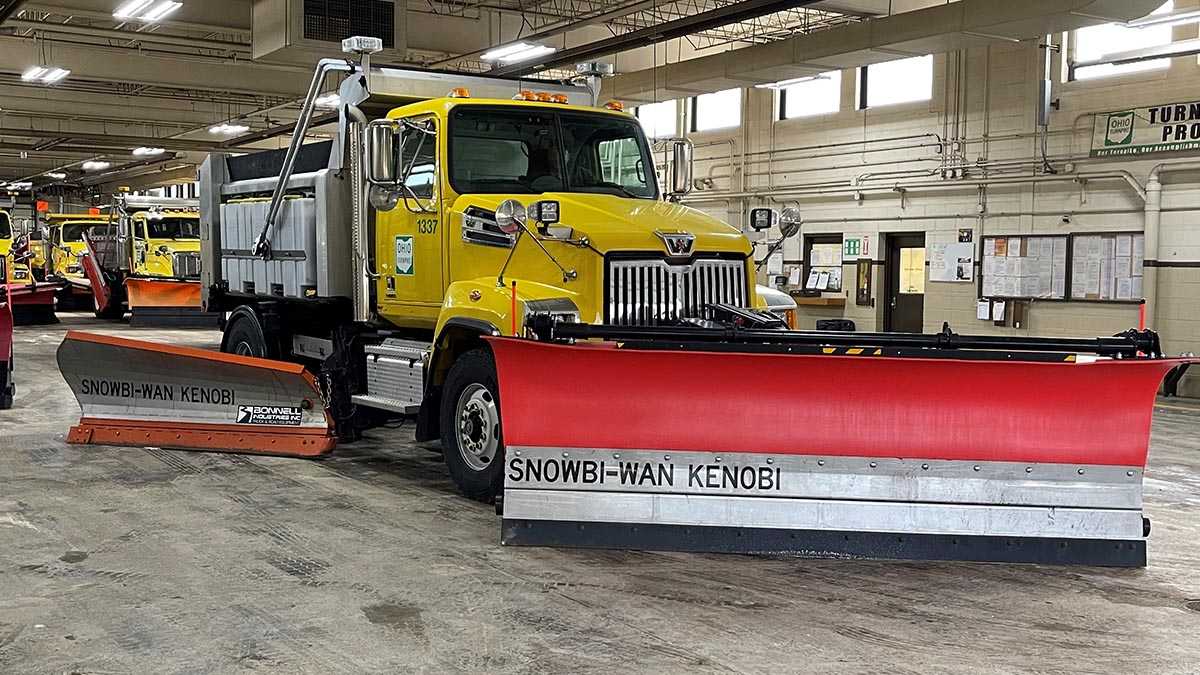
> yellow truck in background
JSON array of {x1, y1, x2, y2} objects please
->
[
  {"x1": 1, "y1": 209, "x2": 61, "y2": 322},
  {"x1": 128, "y1": 205, "x2": 201, "y2": 278},
  {"x1": 44, "y1": 212, "x2": 112, "y2": 305}
]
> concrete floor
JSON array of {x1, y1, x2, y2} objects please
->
[{"x1": 1, "y1": 313, "x2": 1199, "y2": 674}]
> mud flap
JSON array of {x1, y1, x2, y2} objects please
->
[
  {"x1": 8, "y1": 283, "x2": 60, "y2": 325},
  {"x1": 59, "y1": 331, "x2": 335, "y2": 457},
  {"x1": 490, "y1": 337, "x2": 1188, "y2": 566}
]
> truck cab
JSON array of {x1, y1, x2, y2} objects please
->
[
  {"x1": 45, "y1": 214, "x2": 111, "y2": 284},
  {"x1": 372, "y1": 96, "x2": 753, "y2": 334},
  {"x1": 129, "y1": 209, "x2": 201, "y2": 279}
]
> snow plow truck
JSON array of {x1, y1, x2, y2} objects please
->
[{"x1": 58, "y1": 38, "x2": 1194, "y2": 566}]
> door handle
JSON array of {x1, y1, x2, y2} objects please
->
[{"x1": 890, "y1": 298, "x2": 897, "y2": 309}]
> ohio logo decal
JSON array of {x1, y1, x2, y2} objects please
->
[
  {"x1": 395, "y1": 235, "x2": 414, "y2": 276},
  {"x1": 1105, "y1": 111, "x2": 1135, "y2": 147}
]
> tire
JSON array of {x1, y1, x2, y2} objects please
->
[
  {"x1": 93, "y1": 292, "x2": 123, "y2": 320},
  {"x1": 0, "y1": 359, "x2": 12, "y2": 410},
  {"x1": 440, "y1": 348, "x2": 505, "y2": 502},
  {"x1": 222, "y1": 310, "x2": 272, "y2": 358}
]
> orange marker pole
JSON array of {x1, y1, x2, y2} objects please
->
[{"x1": 1139, "y1": 300, "x2": 1147, "y2": 331}]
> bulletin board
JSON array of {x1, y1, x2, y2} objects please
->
[
  {"x1": 1069, "y1": 232, "x2": 1145, "y2": 302},
  {"x1": 804, "y1": 240, "x2": 843, "y2": 292},
  {"x1": 980, "y1": 235, "x2": 1069, "y2": 300}
]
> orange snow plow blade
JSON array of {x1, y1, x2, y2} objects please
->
[
  {"x1": 124, "y1": 278, "x2": 216, "y2": 327},
  {"x1": 493, "y1": 321, "x2": 1193, "y2": 566},
  {"x1": 59, "y1": 331, "x2": 335, "y2": 457}
]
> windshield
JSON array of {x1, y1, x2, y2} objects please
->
[
  {"x1": 143, "y1": 217, "x2": 200, "y2": 240},
  {"x1": 449, "y1": 106, "x2": 658, "y2": 199},
  {"x1": 60, "y1": 222, "x2": 103, "y2": 242},
  {"x1": 0, "y1": 212, "x2": 9, "y2": 240}
]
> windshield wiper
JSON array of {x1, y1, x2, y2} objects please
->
[{"x1": 581, "y1": 182, "x2": 642, "y2": 199}]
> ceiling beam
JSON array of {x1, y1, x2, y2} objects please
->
[{"x1": 490, "y1": 0, "x2": 826, "y2": 76}]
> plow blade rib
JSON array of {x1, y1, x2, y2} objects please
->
[
  {"x1": 59, "y1": 331, "x2": 334, "y2": 457},
  {"x1": 489, "y1": 338, "x2": 1187, "y2": 566}
]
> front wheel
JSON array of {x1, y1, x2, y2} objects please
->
[
  {"x1": 440, "y1": 348, "x2": 505, "y2": 502},
  {"x1": 221, "y1": 310, "x2": 274, "y2": 358}
]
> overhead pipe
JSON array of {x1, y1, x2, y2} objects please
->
[{"x1": 683, "y1": 170, "x2": 1147, "y2": 204}]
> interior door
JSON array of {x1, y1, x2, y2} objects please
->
[{"x1": 885, "y1": 233, "x2": 925, "y2": 333}]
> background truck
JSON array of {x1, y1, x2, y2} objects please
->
[
  {"x1": 81, "y1": 195, "x2": 211, "y2": 325},
  {"x1": 199, "y1": 40, "x2": 788, "y2": 501},
  {"x1": 1, "y1": 209, "x2": 60, "y2": 323}
]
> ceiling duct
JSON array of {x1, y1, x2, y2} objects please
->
[
  {"x1": 252, "y1": 0, "x2": 406, "y2": 62},
  {"x1": 608, "y1": 0, "x2": 1167, "y2": 103}
]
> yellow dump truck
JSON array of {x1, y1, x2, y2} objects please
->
[
  {"x1": 192, "y1": 42, "x2": 793, "y2": 501},
  {"x1": 81, "y1": 195, "x2": 209, "y2": 324},
  {"x1": 44, "y1": 212, "x2": 112, "y2": 305}
]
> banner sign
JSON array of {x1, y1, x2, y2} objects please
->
[{"x1": 1093, "y1": 102, "x2": 1200, "y2": 157}]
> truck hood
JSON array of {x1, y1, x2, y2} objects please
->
[
  {"x1": 456, "y1": 193, "x2": 751, "y2": 256},
  {"x1": 0, "y1": 240, "x2": 9, "y2": 256}
]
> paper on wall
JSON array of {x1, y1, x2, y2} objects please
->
[
  {"x1": 787, "y1": 267, "x2": 802, "y2": 286},
  {"x1": 1133, "y1": 234, "x2": 1145, "y2": 260},
  {"x1": 1132, "y1": 276, "x2": 1143, "y2": 299},
  {"x1": 1008, "y1": 237, "x2": 1023, "y2": 256},
  {"x1": 992, "y1": 300, "x2": 1006, "y2": 321},
  {"x1": 1039, "y1": 238, "x2": 1055, "y2": 259},
  {"x1": 983, "y1": 239, "x2": 996, "y2": 256},
  {"x1": 1085, "y1": 261, "x2": 1101, "y2": 296},
  {"x1": 806, "y1": 269, "x2": 821, "y2": 289},
  {"x1": 1114, "y1": 256, "x2": 1131, "y2": 279},
  {"x1": 1116, "y1": 235, "x2": 1132, "y2": 258},
  {"x1": 1117, "y1": 277, "x2": 1133, "y2": 300},
  {"x1": 977, "y1": 300, "x2": 991, "y2": 320}
]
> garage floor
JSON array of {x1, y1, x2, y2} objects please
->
[{"x1": 2, "y1": 314, "x2": 1199, "y2": 674}]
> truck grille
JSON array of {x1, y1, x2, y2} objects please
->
[
  {"x1": 606, "y1": 257, "x2": 748, "y2": 326},
  {"x1": 172, "y1": 252, "x2": 201, "y2": 279}
]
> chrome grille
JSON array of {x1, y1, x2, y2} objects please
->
[
  {"x1": 607, "y1": 257, "x2": 748, "y2": 325},
  {"x1": 172, "y1": 252, "x2": 202, "y2": 279}
]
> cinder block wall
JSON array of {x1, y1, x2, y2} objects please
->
[{"x1": 672, "y1": 3, "x2": 1200, "y2": 396}]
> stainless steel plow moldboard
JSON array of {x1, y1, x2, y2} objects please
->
[
  {"x1": 58, "y1": 331, "x2": 335, "y2": 457},
  {"x1": 488, "y1": 337, "x2": 1186, "y2": 567}
]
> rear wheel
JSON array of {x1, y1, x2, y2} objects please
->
[
  {"x1": 0, "y1": 356, "x2": 13, "y2": 410},
  {"x1": 222, "y1": 310, "x2": 273, "y2": 358},
  {"x1": 440, "y1": 348, "x2": 505, "y2": 502}
]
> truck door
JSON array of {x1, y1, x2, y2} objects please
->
[{"x1": 376, "y1": 115, "x2": 444, "y2": 327}]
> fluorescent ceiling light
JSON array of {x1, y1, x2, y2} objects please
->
[
  {"x1": 481, "y1": 42, "x2": 557, "y2": 64},
  {"x1": 140, "y1": 0, "x2": 182, "y2": 22},
  {"x1": 22, "y1": 66, "x2": 70, "y2": 84},
  {"x1": 133, "y1": 146, "x2": 166, "y2": 156},
  {"x1": 7, "y1": 181, "x2": 32, "y2": 190},
  {"x1": 314, "y1": 93, "x2": 340, "y2": 108},
  {"x1": 755, "y1": 74, "x2": 830, "y2": 89},
  {"x1": 82, "y1": 160, "x2": 112, "y2": 171},
  {"x1": 113, "y1": 0, "x2": 154, "y2": 18},
  {"x1": 209, "y1": 122, "x2": 250, "y2": 135},
  {"x1": 46, "y1": 172, "x2": 68, "y2": 180}
]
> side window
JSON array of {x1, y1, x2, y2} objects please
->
[
  {"x1": 598, "y1": 137, "x2": 647, "y2": 191},
  {"x1": 400, "y1": 119, "x2": 437, "y2": 199}
]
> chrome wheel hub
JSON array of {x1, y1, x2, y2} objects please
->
[{"x1": 456, "y1": 383, "x2": 499, "y2": 471}]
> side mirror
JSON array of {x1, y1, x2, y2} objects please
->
[
  {"x1": 780, "y1": 207, "x2": 803, "y2": 239},
  {"x1": 365, "y1": 122, "x2": 399, "y2": 185},
  {"x1": 668, "y1": 139, "x2": 693, "y2": 198}
]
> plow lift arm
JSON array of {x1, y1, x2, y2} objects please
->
[{"x1": 495, "y1": 316, "x2": 1191, "y2": 567}]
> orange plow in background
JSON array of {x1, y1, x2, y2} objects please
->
[
  {"x1": 59, "y1": 331, "x2": 335, "y2": 457},
  {"x1": 493, "y1": 320, "x2": 1193, "y2": 566}
]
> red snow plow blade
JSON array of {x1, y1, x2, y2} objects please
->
[
  {"x1": 8, "y1": 281, "x2": 60, "y2": 324},
  {"x1": 59, "y1": 331, "x2": 335, "y2": 457},
  {"x1": 492, "y1": 322, "x2": 1190, "y2": 566}
]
